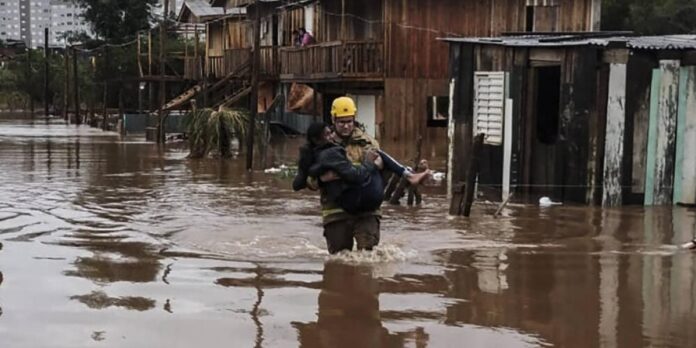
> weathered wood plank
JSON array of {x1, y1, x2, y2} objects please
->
[
  {"x1": 602, "y1": 63, "x2": 627, "y2": 206},
  {"x1": 502, "y1": 97, "x2": 513, "y2": 200},
  {"x1": 655, "y1": 61, "x2": 680, "y2": 205},
  {"x1": 644, "y1": 69, "x2": 662, "y2": 205},
  {"x1": 623, "y1": 55, "x2": 655, "y2": 201},
  {"x1": 462, "y1": 134, "x2": 485, "y2": 217},
  {"x1": 674, "y1": 67, "x2": 696, "y2": 205},
  {"x1": 587, "y1": 63, "x2": 609, "y2": 205},
  {"x1": 563, "y1": 48, "x2": 597, "y2": 203},
  {"x1": 448, "y1": 44, "x2": 475, "y2": 214},
  {"x1": 510, "y1": 48, "x2": 528, "y2": 199},
  {"x1": 645, "y1": 60, "x2": 680, "y2": 205},
  {"x1": 447, "y1": 77, "x2": 456, "y2": 204}
]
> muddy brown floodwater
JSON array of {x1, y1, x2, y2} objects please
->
[{"x1": 1, "y1": 115, "x2": 696, "y2": 348}]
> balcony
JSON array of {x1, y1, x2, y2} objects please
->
[
  {"x1": 280, "y1": 40, "x2": 384, "y2": 81},
  {"x1": 206, "y1": 46, "x2": 279, "y2": 79},
  {"x1": 207, "y1": 48, "x2": 250, "y2": 79},
  {"x1": 184, "y1": 57, "x2": 203, "y2": 80}
]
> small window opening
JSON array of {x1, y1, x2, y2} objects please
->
[
  {"x1": 526, "y1": 6, "x2": 535, "y2": 32},
  {"x1": 427, "y1": 96, "x2": 449, "y2": 127}
]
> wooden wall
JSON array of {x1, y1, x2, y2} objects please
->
[
  {"x1": 317, "y1": 0, "x2": 383, "y2": 42},
  {"x1": 447, "y1": 43, "x2": 604, "y2": 204},
  {"x1": 207, "y1": 22, "x2": 224, "y2": 56},
  {"x1": 383, "y1": 0, "x2": 597, "y2": 80},
  {"x1": 224, "y1": 19, "x2": 250, "y2": 49},
  {"x1": 560, "y1": 47, "x2": 600, "y2": 203},
  {"x1": 282, "y1": 7, "x2": 305, "y2": 46},
  {"x1": 225, "y1": 0, "x2": 253, "y2": 7},
  {"x1": 623, "y1": 54, "x2": 656, "y2": 204},
  {"x1": 381, "y1": 78, "x2": 449, "y2": 164},
  {"x1": 473, "y1": 45, "x2": 513, "y2": 196}
]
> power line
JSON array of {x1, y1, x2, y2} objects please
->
[{"x1": 68, "y1": 5, "x2": 467, "y2": 57}]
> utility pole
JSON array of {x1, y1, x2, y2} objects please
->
[
  {"x1": 63, "y1": 49, "x2": 69, "y2": 122},
  {"x1": 246, "y1": 0, "x2": 260, "y2": 170},
  {"x1": 102, "y1": 46, "x2": 109, "y2": 131},
  {"x1": 25, "y1": 47, "x2": 34, "y2": 118},
  {"x1": 73, "y1": 47, "x2": 81, "y2": 125},
  {"x1": 148, "y1": 30, "x2": 153, "y2": 112},
  {"x1": 44, "y1": 27, "x2": 50, "y2": 122},
  {"x1": 157, "y1": 0, "x2": 169, "y2": 143}
]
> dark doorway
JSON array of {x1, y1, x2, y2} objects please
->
[
  {"x1": 535, "y1": 66, "x2": 561, "y2": 145},
  {"x1": 524, "y1": 65, "x2": 562, "y2": 201}
]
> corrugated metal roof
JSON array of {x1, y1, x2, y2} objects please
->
[
  {"x1": 180, "y1": 0, "x2": 225, "y2": 20},
  {"x1": 627, "y1": 35, "x2": 696, "y2": 50},
  {"x1": 440, "y1": 34, "x2": 696, "y2": 51}
]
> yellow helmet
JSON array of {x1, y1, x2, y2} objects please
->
[{"x1": 331, "y1": 96, "x2": 357, "y2": 118}]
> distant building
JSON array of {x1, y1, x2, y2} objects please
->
[
  {"x1": 49, "y1": 0, "x2": 92, "y2": 47},
  {"x1": 0, "y1": 1, "x2": 21, "y2": 44},
  {"x1": 0, "y1": 0, "x2": 92, "y2": 48}
]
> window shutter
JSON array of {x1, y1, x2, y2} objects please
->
[{"x1": 473, "y1": 72, "x2": 506, "y2": 146}]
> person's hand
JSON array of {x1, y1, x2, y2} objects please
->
[
  {"x1": 306, "y1": 179, "x2": 319, "y2": 191},
  {"x1": 365, "y1": 150, "x2": 379, "y2": 162},
  {"x1": 320, "y1": 170, "x2": 339, "y2": 182},
  {"x1": 373, "y1": 155, "x2": 384, "y2": 169}
]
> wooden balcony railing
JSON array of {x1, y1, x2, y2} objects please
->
[
  {"x1": 206, "y1": 46, "x2": 279, "y2": 79},
  {"x1": 184, "y1": 57, "x2": 203, "y2": 80},
  {"x1": 207, "y1": 55, "x2": 225, "y2": 78},
  {"x1": 259, "y1": 46, "x2": 279, "y2": 77},
  {"x1": 280, "y1": 40, "x2": 384, "y2": 80},
  {"x1": 224, "y1": 48, "x2": 250, "y2": 77}
]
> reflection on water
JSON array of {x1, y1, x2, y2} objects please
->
[
  {"x1": 0, "y1": 242, "x2": 3, "y2": 318},
  {"x1": 1, "y1": 117, "x2": 696, "y2": 347},
  {"x1": 71, "y1": 291, "x2": 156, "y2": 311}
]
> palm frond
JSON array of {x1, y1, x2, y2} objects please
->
[{"x1": 182, "y1": 107, "x2": 260, "y2": 159}]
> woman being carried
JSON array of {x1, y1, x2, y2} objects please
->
[{"x1": 293, "y1": 122, "x2": 429, "y2": 214}]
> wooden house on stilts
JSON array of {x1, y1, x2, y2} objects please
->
[
  {"x1": 276, "y1": 0, "x2": 601, "y2": 160},
  {"x1": 170, "y1": 0, "x2": 601, "y2": 160},
  {"x1": 443, "y1": 34, "x2": 696, "y2": 211}
]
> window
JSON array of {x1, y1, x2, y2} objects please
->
[
  {"x1": 473, "y1": 71, "x2": 506, "y2": 145},
  {"x1": 525, "y1": 1, "x2": 559, "y2": 32},
  {"x1": 525, "y1": 6, "x2": 534, "y2": 31},
  {"x1": 426, "y1": 96, "x2": 449, "y2": 127}
]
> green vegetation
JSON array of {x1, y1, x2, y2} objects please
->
[
  {"x1": 72, "y1": 0, "x2": 160, "y2": 43},
  {"x1": 603, "y1": 0, "x2": 696, "y2": 35},
  {"x1": 183, "y1": 108, "x2": 255, "y2": 159}
]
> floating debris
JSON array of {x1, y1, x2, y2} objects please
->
[
  {"x1": 539, "y1": 196, "x2": 562, "y2": 207},
  {"x1": 263, "y1": 164, "x2": 296, "y2": 178}
]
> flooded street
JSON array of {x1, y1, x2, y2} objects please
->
[{"x1": 1, "y1": 116, "x2": 696, "y2": 348}]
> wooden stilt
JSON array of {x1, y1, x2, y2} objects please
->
[{"x1": 461, "y1": 134, "x2": 485, "y2": 217}]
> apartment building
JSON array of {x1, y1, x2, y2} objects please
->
[{"x1": 0, "y1": 0, "x2": 91, "y2": 48}]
